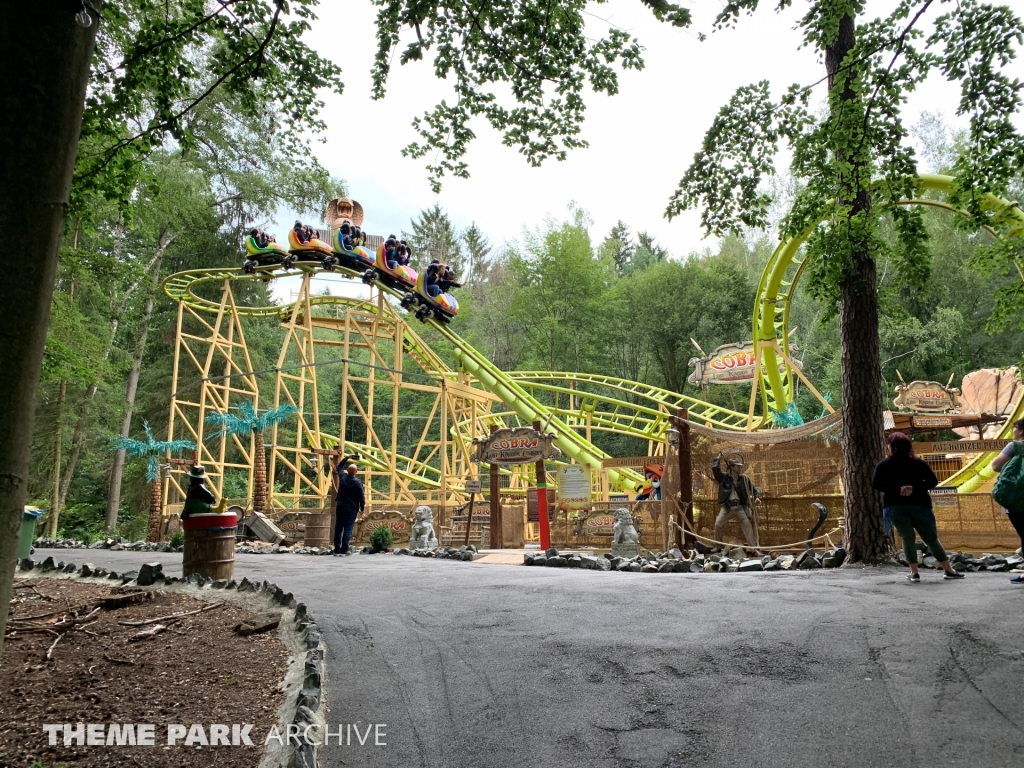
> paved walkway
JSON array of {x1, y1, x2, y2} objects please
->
[{"x1": 41, "y1": 551, "x2": 1024, "y2": 767}]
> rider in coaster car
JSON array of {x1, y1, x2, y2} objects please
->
[
  {"x1": 439, "y1": 264, "x2": 462, "y2": 292},
  {"x1": 293, "y1": 221, "x2": 317, "y2": 245},
  {"x1": 384, "y1": 236, "x2": 398, "y2": 269},
  {"x1": 251, "y1": 227, "x2": 275, "y2": 249},
  {"x1": 339, "y1": 222, "x2": 354, "y2": 251},
  {"x1": 352, "y1": 226, "x2": 364, "y2": 248},
  {"x1": 425, "y1": 259, "x2": 443, "y2": 297},
  {"x1": 398, "y1": 241, "x2": 412, "y2": 266}
]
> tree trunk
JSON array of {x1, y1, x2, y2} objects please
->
[
  {"x1": 47, "y1": 380, "x2": 67, "y2": 539},
  {"x1": 0, "y1": 0, "x2": 100, "y2": 662},
  {"x1": 826, "y1": 14, "x2": 894, "y2": 563},
  {"x1": 147, "y1": 476, "x2": 164, "y2": 542},
  {"x1": 105, "y1": 243, "x2": 169, "y2": 532},
  {"x1": 253, "y1": 431, "x2": 267, "y2": 513}
]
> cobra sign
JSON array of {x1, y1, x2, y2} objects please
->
[
  {"x1": 688, "y1": 341, "x2": 802, "y2": 386},
  {"x1": 473, "y1": 427, "x2": 562, "y2": 465},
  {"x1": 893, "y1": 380, "x2": 961, "y2": 413}
]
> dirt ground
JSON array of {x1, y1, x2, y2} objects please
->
[{"x1": 1, "y1": 578, "x2": 291, "y2": 768}]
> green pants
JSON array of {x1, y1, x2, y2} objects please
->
[{"x1": 885, "y1": 504, "x2": 947, "y2": 564}]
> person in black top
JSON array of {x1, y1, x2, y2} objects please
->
[
  {"x1": 330, "y1": 454, "x2": 365, "y2": 555},
  {"x1": 871, "y1": 432, "x2": 964, "y2": 582},
  {"x1": 425, "y1": 259, "x2": 443, "y2": 297}
]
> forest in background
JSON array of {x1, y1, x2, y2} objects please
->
[{"x1": 32, "y1": 112, "x2": 1024, "y2": 541}]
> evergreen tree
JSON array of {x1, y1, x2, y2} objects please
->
[{"x1": 404, "y1": 204, "x2": 466, "y2": 276}]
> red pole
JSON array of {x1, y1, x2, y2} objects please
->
[{"x1": 533, "y1": 420, "x2": 550, "y2": 551}]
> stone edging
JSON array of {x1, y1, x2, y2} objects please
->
[
  {"x1": 523, "y1": 547, "x2": 1024, "y2": 573},
  {"x1": 16, "y1": 556, "x2": 325, "y2": 768}
]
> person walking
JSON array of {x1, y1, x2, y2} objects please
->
[
  {"x1": 871, "y1": 432, "x2": 964, "y2": 582},
  {"x1": 332, "y1": 459, "x2": 365, "y2": 555},
  {"x1": 711, "y1": 452, "x2": 760, "y2": 551},
  {"x1": 990, "y1": 417, "x2": 1024, "y2": 584}
]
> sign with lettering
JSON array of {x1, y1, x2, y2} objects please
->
[
  {"x1": 913, "y1": 415, "x2": 953, "y2": 429},
  {"x1": 913, "y1": 440, "x2": 1009, "y2": 454},
  {"x1": 465, "y1": 479, "x2": 482, "y2": 494},
  {"x1": 893, "y1": 380, "x2": 961, "y2": 413},
  {"x1": 473, "y1": 427, "x2": 561, "y2": 464},
  {"x1": 688, "y1": 341, "x2": 802, "y2": 386},
  {"x1": 557, "y1": 465, "x2": 592, "y2": 511},
  {"x1": 929, "y1": 487, "x2": 959, "y2": 507},
  {"x1": 601, "y1": 455, "x2": 661, "y2": 468}
]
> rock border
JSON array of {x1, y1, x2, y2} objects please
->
[
  {"x1": 15, "y1": 557, "x2": 325, "y2": 768},
  {"x1": 522, "y1": 546, "x2": 1024, "y2": 573},
  {"x1": 390, "y1": 544, "x2": 477, "y2": 561}
]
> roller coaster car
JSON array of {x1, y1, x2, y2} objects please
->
[
  {"x1": 287, "y1": 222, "x2": 337, "y2": 271},
  {"x1": 331, "y1": 228, "x2": 377, "y2": 273},
  {"x1": 408, "y1": 269, "x2": 460, "y2": 323},
  {"x1": 361, "y1": 243, "x2": 419, "y2": 292},
  {"x1": 242, "y1": 229, "x2": 290, "y2": 274}
]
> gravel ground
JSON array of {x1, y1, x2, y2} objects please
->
[{"x1": 40, "y1": 549, "x2": 1024, "y2": 768}]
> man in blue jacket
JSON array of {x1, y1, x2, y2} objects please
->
[{"x1": 332, "y1": 456, "x2": 365, "y2": 555}]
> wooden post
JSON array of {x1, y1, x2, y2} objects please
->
[
  {"x1": 489, "y1": 424, "x2": 501, "y2": 549},
  {"x1": 675, "y1": 408, "x2": 693, "y2": 549},
  {"x1": 464, "y1": 492, "x2": 476, "y2": 547},
  {"x1": 533, "y1": 420, "x2": 551, "y2": 551}
]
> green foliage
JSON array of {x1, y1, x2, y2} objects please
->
[
  {"x1": 403, "y1": 204, "x2": 467, "y2": 276},
  {"x1": 668, "y1": 0, "x2": 1024, "y2": 316},
  {"x1": 372, "y1": 0, "x2": 689, "y2": 190},
  {"x1": 369, "y1": 525, "x2": 394, "y2": 553},
  {"x1": 76, "y1": 0, "x2": 343, "y2": 215},
  {"x1": 169, "y1": 529, "x2": 185, "y2": 549}
]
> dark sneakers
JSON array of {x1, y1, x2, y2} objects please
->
[
  {"x1": 943, "y1": 570, "x2": 965, "y2": 580},
  {"x1": 332, "y1": 548, "x2": 343, "y2": 555},
  {"x1": 906, "y1": 573, "x2": 920, "y2": 583},
  {"x1": 1010, "y1": 575, "x2": 1024, "y2": 584}
]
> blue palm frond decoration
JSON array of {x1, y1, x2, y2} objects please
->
[
  {"x1": 109, "y1": 421, "x2": 195, "y2": 482},
  {"x1": 817, "y1": 392, "x2": 833, "y2": 421},
  {"x1": 768, "y1": 402, "x2": 804, "y2": 428},
  {"x1": 205, "y1": 402, "x2": 298, "y2": 437}
]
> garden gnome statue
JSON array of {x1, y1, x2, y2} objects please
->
[
  {"x1": 409, "y1": 505, "x2": 438, "y2": 550},
  {"x1": 611, "y1": 507, "x2": 641, "y2": 558},
  {"x1": 181, "y1": 465, "x2": 216, "y2": 519}
]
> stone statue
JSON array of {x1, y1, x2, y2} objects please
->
[
  {"x1": 409, "y1": 505, "x2": 438, "y2": 550},
  {"x1": 611, "y1": 507, "x2": 641, "y2": 558}
]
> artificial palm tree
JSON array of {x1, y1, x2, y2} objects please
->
[
  {"x1": 205, "y1": 402, "x2": 298, "y2": 514},
  {"x1": 110, "y1": 422, "x2": 195, "y2": 541}
]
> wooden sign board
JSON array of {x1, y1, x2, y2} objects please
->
[
  {"x1": 688, "y1": 340, "x2": 801, "y2": 387},
  {"x1": 913, "y1": 415, "x2": 953, "y2": 429},
  {"x1": 601, "y1": 456, "x2": 660, "y2": 468},
  {"x1": 894, "y1": 379, "x2": 960, "y2": 413},
  {"x1": 915, "y1": 439, "x2": 1009, "y2": 454},
  {"x1": 527, "y1": 489, "x2": 556, "y2": 522},
  {"x1": 473, "y1": 427, "x2": 561, "y2": 464}
]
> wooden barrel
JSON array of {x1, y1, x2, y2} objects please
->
[
  {"x1": 183, "y1": 513, "x2": 237, "y2": 580},
  {"x1": 304, "y1": 509, "x2": 334, "y2": 549}
]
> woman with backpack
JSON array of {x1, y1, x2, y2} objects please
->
[
  {"x1": 990, "y1": 417, "x2": 1024, "y2": 584},
  {"x1": 872, "y1": 432, "x2": 965, "y2": 583}
]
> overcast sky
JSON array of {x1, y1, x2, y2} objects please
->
[{"x1": 268, "y1": 0, "x2": 1023, "y2": 302}]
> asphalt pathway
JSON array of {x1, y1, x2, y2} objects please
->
[{"x1": 40, "y1": 551, "x2": 1024, "y2": 767}]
